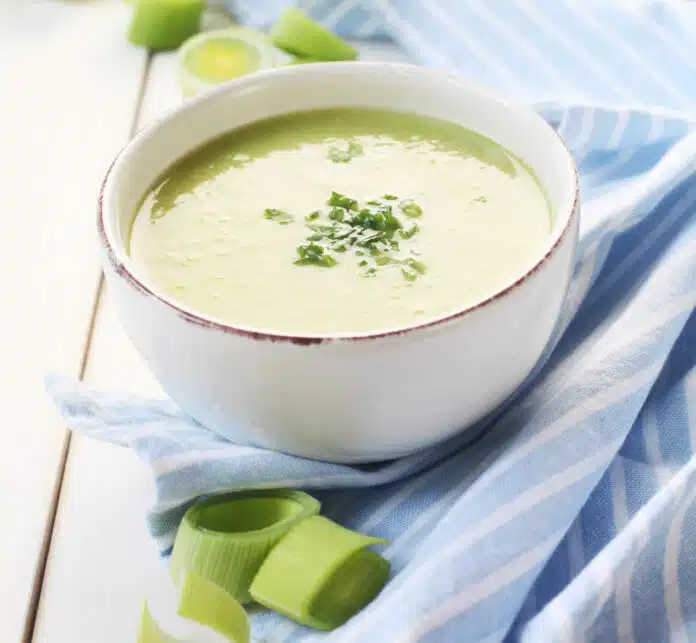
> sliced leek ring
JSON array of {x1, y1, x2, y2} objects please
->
[
  {"x1": 169, "y1": 490, "x2": 321, "y2": 604},
  {"x1": 249, "y1": 515, "x2": 390, "y2": 630},
  {"x1": 177, "y1": 27, "x2": 294, "y2": 97}
]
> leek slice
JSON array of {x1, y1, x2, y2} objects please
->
[{"x1": 270, "y1": 8, "x2": 358, "y2": 61}]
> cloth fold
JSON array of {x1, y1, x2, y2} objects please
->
[{"x1": 47, "y1": 2, "x2": 696, "y2": 642}]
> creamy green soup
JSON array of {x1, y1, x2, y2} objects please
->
[{"x1": 129, "y1": 108, "x2": 551, "y2": 334}]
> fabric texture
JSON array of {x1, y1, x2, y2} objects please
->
[{"x1": 47, "y1": 1, "x2": 696, "y2": 641}]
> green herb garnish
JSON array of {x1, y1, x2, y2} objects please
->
[
  {"x1": 401, "y1": 268, "x2": 418, "y2": 282},
  {"x1": 294, "y1": 242, "x2": 337, "y2": 267},
  {"x1": 264, "y1": 208, "x2": 294, "y2": 224},
  {"x1": 329, "y1": 207, "x2": 345, "y2": 222},
  {"x1": 327, "y1": 141, "x2": 363, "y2": 163},
  {"x1": 268, "y1": 192, "x2": 426, "y2": 280},
  {"x1": 400, "y1": 224, "x2": 419, "y2": 240},
  {"x1": 402, "y1": 257, "x2": 427, "y2": 274},
  {"x1": 328, "y1": 191, "x2": 358, "y2": 211},
  {"x1": 399, "y1": 200, "x2": 422, "y2": 218}
]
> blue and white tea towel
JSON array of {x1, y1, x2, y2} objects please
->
[{"x1": 48, "y1": 2, "x2": 696, "y2": 642}]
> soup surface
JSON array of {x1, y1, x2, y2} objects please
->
[{"x1": 129, "y1": 108, "x2": 551, "y2": 334}]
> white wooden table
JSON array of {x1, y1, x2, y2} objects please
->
[{"x1": 0, "y1": 2, "x2": 406, "y2": 640}]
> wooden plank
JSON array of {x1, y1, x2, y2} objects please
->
[
  {"x1": 0, "y1": 1, "x2": 146, "y2": 640},
  {"x1": 32, "y1": 41, "x2": 410, "y2": 642}
]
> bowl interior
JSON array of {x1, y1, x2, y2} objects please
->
[{"x1": 102, "y1": 62, "x2": 577, "y2": 326}]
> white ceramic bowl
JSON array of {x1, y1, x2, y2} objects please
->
[{"x1": 99, "y1": 62, "x2": 579, "y2": 463}]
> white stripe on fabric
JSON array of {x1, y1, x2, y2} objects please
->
[
  {"x1": 466, "y1": 1, "x2": 578, "y2": 95},
  {"x1": 394, "y1": 532, "x2": 563, "y2": 643},
  {"x1": 426, "y1": 2, "x2": 528, "y2": 92},
  {"x1": 565, "y1": 2, "x2": 690, "y2": 107},
  {"x1": 323, "y1": 0, "x2": 362, "y2": 29},
  {"x1": 648, "y1": 115, "x2": 666, "y2": 145},
  {"x1": 512, "y1": 0, "x2": 636, "y2": 101},
  {"x1": 643, "y1": 405, "x2": 671, "y2": 486},
  {"x1": 355, "y1": 10, "x2": 380, "y2": 38},
  {"x1": 663, "y1": 482, "x2": 696, "y2": 643},
  {"x1": 341, "y1": 440, "x2": 622, "y2": 642},
  {"x1": 373, "y1": 0, "x2": 455, "y2": 70},
  {"x1": 584, "y1": 182, "x2": 696, "y2": 309},
  {"x1": 610, "y1": 460, "x2": 635, "y2": 643},
  {"x1": 466, "y1": 366, "x2": 663, "y2": 508},
  {"x1": 525, "y1": 454, "x2": 696, "y2": 642},
  {"x1": 583, "y1": 130, "x2": 696, "y2": 242},
  {"x1": 572, "y1": 107, "x2": 596, "y2": 152},
  {"x1": 623, "y1": 7, "x2": 696, "y2": 91},
  {"x1": 606, "y1": 111, "x2": 632, "y2": 149},
  {"x1": 502, "y1": 287, "x2": 696, "y2": 459},
  {"x1": 686, "y1": 369, "x2": 696, "y2": 456},
  {"x1": 380, "y1": 447, "x2": 504, "y2": 559},
  {"x1": 355, "y1": 455, "x2": 469, "y2": 535}
]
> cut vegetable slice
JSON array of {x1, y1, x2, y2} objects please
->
[
  {"x1": 270, "y1": 8, "x2": 358, "y2": 61},
  {"x1": 177, "y1": 27, "x2": 294, "y2": 97},
  {"x1": 139, "y1": 603, "x2": 181, "y2": 643},
  {"x1": 139, "y1": 572, "x2": 249, "y2": 643},
  {"x1": 169, "y1": 490, "x2": 321, "y2": 603},
  {"x1": 249, "y1": 515, "x2": 390, "y2": 630},
  {"x1": 128, "y1": 0, "x2": 205, "y2": 51},
  {"x1": 178, "y1": 571, "x2": 250, "y2": 642}
]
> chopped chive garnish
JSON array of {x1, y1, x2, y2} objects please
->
[
  {"x1": 328, "y1": 191, "x2": 358, "y2": 211},
  {"x1": 399, "y1": 200, "x2": 422, "y2": 218},
  {"x1": 327, "y1": 140, "x2": 363, "y2": 163},
  {"x1": 294, "y1": 242, "x2": 337, "y2": 267},
  {"x1": 400, "y1": 224, "x2": 419, "y2": 240},
  {"x1": 402, "y1": 257, "x2": 427, "y2": 274},
  {"x1": 266, "y1": 191, "x2": 426, "y2": 278},
  {"x1": 329, "y1": 207, "x2": 345, "y2": 222},
  {"x1": 401, "y1": 268, "x2": 418, "y2": 281},
  {"x1": 264, "y1": 208, "x2": 294, "y2": 224}
]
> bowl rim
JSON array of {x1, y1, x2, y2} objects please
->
[{"x1": 98, "y1": 62, "x2": 579, "y2": 346}]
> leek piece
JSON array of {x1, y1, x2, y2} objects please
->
[
  {"x1": 177, "y1": 27, "x2": 293, "y2": 97},
  {"x1": 128, "y1": 0, "x2": 205, "y2": 51},
  {"x1": 249, "y1": 516, "x2": 389, "y2": 630},
  {"x1": 138, "y1": 571, "x2": 249, "y2": 643},
  {"x1": 270, "y1": 8, "x2": 358, "y2": 61},
  {"x1": 169, "y1": 490, "x2": 320, "y2": 604}
]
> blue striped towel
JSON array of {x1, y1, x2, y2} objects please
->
[{"x1": 47, "y1": 1, "x2": 696, "y2": 641}]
